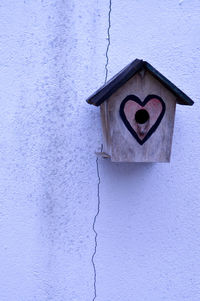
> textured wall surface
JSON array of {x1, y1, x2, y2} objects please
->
[{"x1": 0, "y1": 1, "x2": 200, "y2": 300}]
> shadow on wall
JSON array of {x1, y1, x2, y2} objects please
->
[
  {"x1": 98, "y1": 156, "x2": 156, "y2": 202},
  {"x1": 100, "y1": 156, "x2": 155, "y2": 177}
]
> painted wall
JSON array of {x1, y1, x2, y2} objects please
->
[{"x1": 0, "y1": 0, "x2": 200, "y2": 300}]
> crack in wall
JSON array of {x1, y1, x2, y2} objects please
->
[
  {"x1": 92, "y1": 1, "x2": 111, "y2": 300},
  {"x1": 92, "y1": 145, "x2": 102, "y2": 301},
  {"x1": 105, "y1": 0, "x2": 112, "y2": 84}
]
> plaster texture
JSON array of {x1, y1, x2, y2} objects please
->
[{"x1": 0, "y1": 0, "x2": 200, "y2": 301}]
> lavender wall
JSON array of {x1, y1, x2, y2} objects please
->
[{"x1": 0, "y1": 1, "x2": 199, "y2": 300}]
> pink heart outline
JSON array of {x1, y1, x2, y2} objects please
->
[{"x1": 119, "y1": 94, "x2": 166, "y2": 145}]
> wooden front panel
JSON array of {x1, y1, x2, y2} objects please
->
[{"x1": 100, "y1": 70, "x2": 176, "y2": 162}]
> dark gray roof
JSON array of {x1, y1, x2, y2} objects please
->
[{"x1": 86, "y1": 59, "x2": 194, "y2": 106}]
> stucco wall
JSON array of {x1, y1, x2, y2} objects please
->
[{"x1": 0, "y1": 1, "x2": 200, "y2": 300}]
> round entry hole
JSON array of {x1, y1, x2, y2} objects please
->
[{"x1": 135, "y1": 109, "x2": 149, "y2": 124}]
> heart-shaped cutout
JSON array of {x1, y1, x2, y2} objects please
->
[{"x1": 120, "y1": 94, "x2": 166, "y2": 145}]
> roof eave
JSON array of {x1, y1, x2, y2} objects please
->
[
  {"x1": 86, "y1": 59, "x2": 144, "y2": 106},
  {"x1": 143, "y1": 61, "x2": 194, "y2": 106}
]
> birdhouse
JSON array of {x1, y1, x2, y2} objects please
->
[{"x1": 86, "y1": 59, "x2": 194, "y2": 162}]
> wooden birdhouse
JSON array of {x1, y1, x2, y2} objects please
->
[{"x1": 86, "y1": 59, "x2": 194, "y2": 162}]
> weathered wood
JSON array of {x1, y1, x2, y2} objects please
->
[
  {"x1": 100, "y1": 71, "x2": 176, "y2": 162},
  {"x1": 100, "y1": 102, "x2": 111, "y2": 156}
]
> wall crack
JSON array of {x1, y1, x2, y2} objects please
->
[
  {"x1": 105, "y1": 0, "x2": 112, "y2": 84},
  {"x1": 92, "y1": 146, "x2": 102, "y2": 301},
  {"x1": 92, "y1": 0, "x2": 111, "y2": 300}
]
